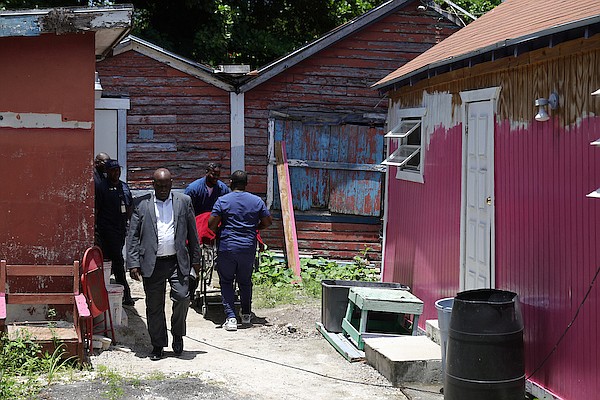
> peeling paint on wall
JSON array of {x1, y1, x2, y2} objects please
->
[
  {"x1": 389, "y1": 91, "x2": 460, "y2": 151},
  {"x1": 0, "y1": 112, "x2": 92, "y2": 129}
]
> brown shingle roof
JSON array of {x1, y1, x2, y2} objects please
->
[{"x1": 374, "y1": 0, "x2": 600, "y2": 90}]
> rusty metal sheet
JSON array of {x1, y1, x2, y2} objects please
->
[{"x1": 273, "y1": 119, "x2": 383, "y2": 216}]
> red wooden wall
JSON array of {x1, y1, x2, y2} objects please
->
[
  {"x1": 245, "y1": 4, "x2": 458, "y2": 193},
  {"x1": 0, "y1": 33, "x2": 96, "y2": 264},
  {"x1": 96, "y1": 51, "x2": 231, "y2": 188},
  {"x1": 247, "y1": 3, "x2": 460, "y2": 260}
]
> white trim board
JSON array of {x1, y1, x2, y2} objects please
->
[{"x1": 230, "y1": 92, "x2": 245, "y2": 173}]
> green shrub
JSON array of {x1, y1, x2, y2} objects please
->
[{"x1": 252, "y1": 248, "x2": 379, "y2": 308}]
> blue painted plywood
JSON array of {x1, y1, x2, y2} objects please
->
[{"x1": 272, "y1": 118, "x2": 383, "y2": 216}]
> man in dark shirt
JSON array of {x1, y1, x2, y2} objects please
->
[
  {"x1": 184, "y1": 163, "x2": 231, "y2": 302},
  {"x1": 184, "y1": 163, "x2": 230, "y2": 216},
  {"x1": 96, "y1": 159, "x2": 134, "y2": 305},
  {"x1": 94, "y1": 152, "x2": 110, "y2": 187},
  {"x1": 208, "y1": 170, "x2": 272, "y2": 331},
  {"x1": 94, "y1": 152, "x2": 111, "y2": 246}
]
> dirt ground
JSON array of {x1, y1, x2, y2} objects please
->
[{"x1": 39, "y1": 278, "x2": 411, "y2": 400}]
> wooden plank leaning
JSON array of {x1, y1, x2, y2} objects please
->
[{"x1": 274, "y1": 141, "x2": 302, "y2": 280}]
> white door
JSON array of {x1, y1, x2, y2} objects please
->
[
  {"x1": 95, "y1": 98, "x2": 130, "y2": 181},
  {"x1": 463, "y1": 99, "x2": 495, "y2": 290},
  {"x1": 95, "y1": 109, "x2": 119, "y2": 159}
]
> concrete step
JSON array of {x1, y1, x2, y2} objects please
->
[
  {"x1": 426, "y1": 319, "x2": 441, "y2": 345},
  {"x1": 363, "y1": 335, "x2": 442, "y2": 386}
]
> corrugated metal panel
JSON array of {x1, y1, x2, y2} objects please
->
[
  {"x1": 495, "y1": 115, "x2": 600, "y2": 399},
  {"x1": 384, "y1": 36, "x2": 600, "y2": 399},
  {"x1": 382, "y1": 123, "x2": 463, "y2": 319}
]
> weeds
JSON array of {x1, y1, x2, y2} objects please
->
[
  {"x1": 97, "y1": 365, "x2": 126, "y2": 400},
  {"x1": 0, "y1": 331, "x2": 78, "y2": 399},
  {"x1": 252, "y1": 247, "x2": 379, "y2": 308}
]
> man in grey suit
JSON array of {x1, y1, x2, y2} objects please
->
[{"x1": 127, "y1": 168, "x2": 201, "y2": 360}]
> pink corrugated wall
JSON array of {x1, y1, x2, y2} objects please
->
[
  {"x1": 384, "y1": 114, "x2": 600, "y2": 399},
  {"x1": 382, "y1": 124, "x2": 463, "y2": 321},
  {"x1": 496, "y1": 115, "x2": 600, "y2": 399}
]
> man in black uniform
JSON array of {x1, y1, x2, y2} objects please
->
[
  {"x1": 94, "y1": 152, "x2": 110, "y2": 187},
  {"x1": 95, "y1": 159, "x2": 134, "y2": 305}
]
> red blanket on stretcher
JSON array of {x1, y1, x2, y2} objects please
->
[
  {"x1": 195, "y1": 212, "x2": 216, "y2": 245},
  {"x1": 195, "y1": 212, "x2": 265, "y2": 247}
]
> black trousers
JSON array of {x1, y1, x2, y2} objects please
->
[
  {"x1": 99, "y1": 232, "x2": 132, "y2": 302},
  {"x1": 142, "y1": 257, "x2": 190, "y2": 348}
]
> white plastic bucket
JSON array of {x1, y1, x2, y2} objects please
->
[
  {"x1": 103, "y1": 260, "x2": 112, "y2": 286},
  {"x1": 106, "y1": 283, "x2": 124, "y2": 326}
]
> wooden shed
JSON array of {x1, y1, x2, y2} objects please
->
[
  {"x1": 96, "y1": 36, "x2": 235, "y2": 189},
  {"x1": 240, "y1": 0, "x2": 460, "y2": 260},
  {"x1": 374, "y1": 1, "x2": 600, "y2": 398},
  {"x1": 0, "y1": 6, "x2": 132, "y2": 264},
  {"x1": 97, "y1": 0, "x2": 460, "y2": 261}
]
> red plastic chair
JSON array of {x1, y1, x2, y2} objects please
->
[{"x1": 81, "y1": 246, "x2": 115, "y2": 349}]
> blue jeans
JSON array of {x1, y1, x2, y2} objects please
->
[{"x1": 217, "y1": 249, "x2": 255, "y2": 319}]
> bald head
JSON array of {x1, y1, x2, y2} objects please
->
[
  {"x1": 153, "y1": 168, "x2": 172, "y2": 201},
  {"x1": 95, "y1": 152, "x2": 110, "y2": 173}
]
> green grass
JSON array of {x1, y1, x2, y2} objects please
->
[
  {"x1": 252, "y1": 248, "x2": 379, "y2": 309},
  {"x1": 0, "y1": 331, "x2": 79, "y2": 399}
]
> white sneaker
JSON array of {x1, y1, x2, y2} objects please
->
[
  {"x1": 241, "y1": 313, "x2": 252, "y2": 324},
  {"x1": 223, "y1": 317, "x2": 238, "y2": 331}
]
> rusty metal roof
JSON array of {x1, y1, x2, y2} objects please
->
[{"x1": 373, "y1": 0, "x2": 600, "y2": 91}]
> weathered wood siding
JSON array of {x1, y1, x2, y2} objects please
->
[
  {"x1": 248, "y1": 2, "x2": 460, "y2": 260},
  {"x1": 384, "y1": 33, "x2": 600, "y2": 399},
  {"x1": 96, "y1": 51, "x2": 231, "y2": 188}
]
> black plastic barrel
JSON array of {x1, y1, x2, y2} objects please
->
[{"x1": 445, "y1": 289, "x2": 524, "y2": 400}]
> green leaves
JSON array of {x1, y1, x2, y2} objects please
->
[
  {"x1": 122, "y1": 0, "x2": 389, "y2": 68},
  {"x1": 252, "y1": 249, "x2": 379, "y2": 307},
  {"x1": 434, "y1": 0, "x2": 501, "y2": 18},
  {"x1": 0, "y1": 331, "x2": 78, "y2": 399}
]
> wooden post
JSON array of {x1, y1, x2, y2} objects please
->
[{"x1": 274, "y1": 141, "x2": 302, "y2": 280}]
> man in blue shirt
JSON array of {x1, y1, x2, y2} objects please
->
[
  {"x1": 95, "y1": 159, "x2": 134, "y2": 305},
  {"x1": 208, "y1": 170, "x2": 272, "y2": 331},
  {"x1": 184, "y1": 163, "x2": 230, "y2": 216}
]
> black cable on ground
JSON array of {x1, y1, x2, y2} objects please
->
[
  {"x1": 132, "y1": 311, "x2": 443, "y2": 394},
  {"x1": 187, "y1": 330, "x2": 443, "y2": 394},
  {"x1": 526, "y1": 264, "x2": 600, "y2": 380}
]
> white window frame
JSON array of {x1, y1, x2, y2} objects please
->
[{"x1": 382, "y1": 107, "x2": 426, "y2": 183}]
